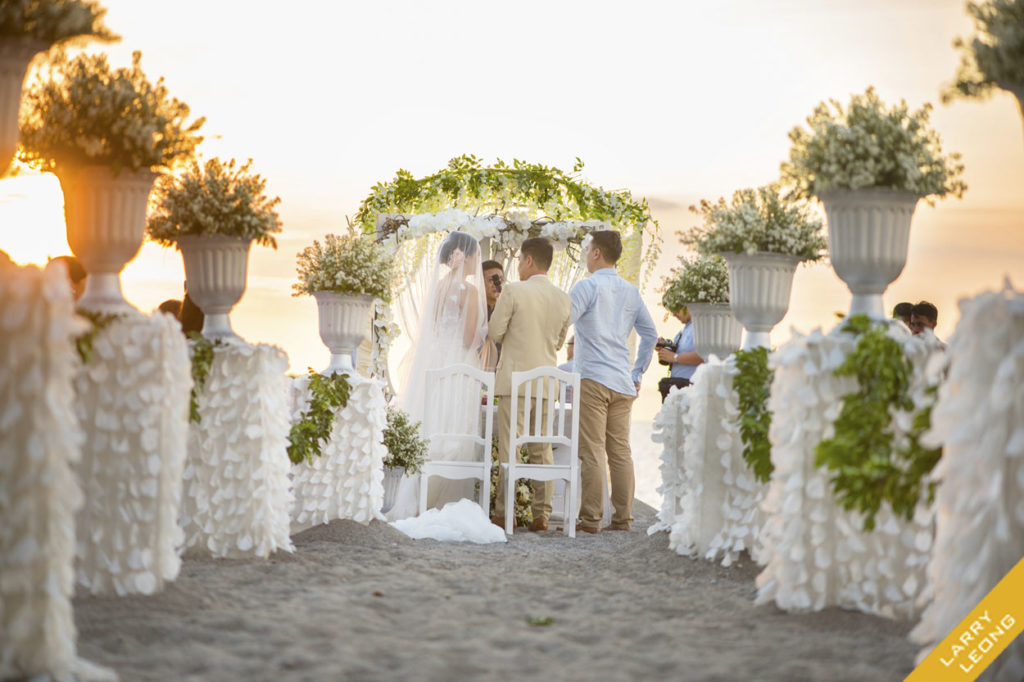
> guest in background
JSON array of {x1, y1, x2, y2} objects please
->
[
  {"x1": 180, "y1": 292, "x2": 204, "y2": 335},
  {"x1": 909, "y1": 300, "x2": 938, "y2": 336},
  {"x1": 656, "y1": 302, "x2": 702, "y2": 403},
  {"x1": 481, "y1": 260, "x2": 505, "y2": 371},
  {"x1": 571, "y1": 231, "x2": 657, "y2": 534},
  {"x1": 50, "y1": 255, "x2": 87, "y2": 302},
  {"x1": 892, "y1": 301, "x2": 913, "y2": 328},
  {"x1": 158, "y1": 299, "x2": 182, "y2": 316}
]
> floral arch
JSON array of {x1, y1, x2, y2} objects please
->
[{"x1": 353, "y1": 155, "x2": 661, "y2": 393}]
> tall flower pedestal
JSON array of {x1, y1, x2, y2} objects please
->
[
  {"x1": 289, "y1": 374, "x2": 388, "y2": 532},
  {"x1": 60, "y1": 166, "x2": 157, "y2": 314},
  {"x1": 72, "y1": 312, "x2": 191, "y2": 596},
  {"x1": 314, "y1": 292, "x2": 374, "y2": 374},
  {"x1": 755, "y1": 326, "x2": 939, "y2": 619},
  {"x1": 688, "y1": 302, "x2": 743, "y2": 361},
  {"x1": 910, "y1": 282, "x2": 1024, "y2": 680},
  {"x1": 180, "y1": 343, "x2": 295, "y2": 559},
  {"x1": 0, "y1": 39, "x2": 45, "y2": 170},
  {"x1": 818, "y1": 189, "x2": 919, "y2": 319},
  {"x1": 178, "y1": 235, "x2": 253, "y2": 341},
  {"x1": 722, "y1": 252, "x2": 801, "y2": 351},
  {"x1": 649, "y1": 358, "x2": 767, "y2": 566},
  {"x1": 0, "y1": 261, "x2": 115, "y2": 682}
]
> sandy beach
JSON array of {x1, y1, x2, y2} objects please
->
[{"x1": 73, "y1": 501, "x2": 918, "y2": 682}]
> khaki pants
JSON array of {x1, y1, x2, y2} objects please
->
[
  {"x1": 578, "y1": 378, "x2": 635, "y2": 528},
  {"x1": 494, "y1": 395, "x2": 553, "y2": 521}
]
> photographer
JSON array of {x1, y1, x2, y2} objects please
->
[{"x1": 656, "y1": 302, "x2": 703, "y2": 403}]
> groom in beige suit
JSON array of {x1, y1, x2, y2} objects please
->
[{"x1": 488, "y1": 237, "x2": 571, "y2": 532}]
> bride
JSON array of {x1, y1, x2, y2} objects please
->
[{"x1": 389, "y1": 231, "x2": 488, "y2": 519}]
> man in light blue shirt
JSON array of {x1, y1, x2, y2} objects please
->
[{"x1": 570, "y1": 231, "x2": 657, "y2": 533}]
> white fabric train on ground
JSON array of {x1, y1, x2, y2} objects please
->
[
  {"x1": 73, "y1": 311, "x2": 191, "y2": 596},
  {"x1": 911, "y1": 281, "x2": 1024, "y2": 681},
  {"x1": 391, "y1": 498, "x2": 507, "y2": 543},
  {"x1": 290, "y1": 373, "x2": 388, "y2": 531},
  {"x1": 0, "y1": 261, "x2": 116, "y2": 682},
  {"x1": 756, "y1": 324, "x2": 939, "y2": 619},
  {"x1": 181, "y1": 342, "x2": 295, "y2": 559}
]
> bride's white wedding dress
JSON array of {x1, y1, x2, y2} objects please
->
[{"x1": 388, "y1": 231, "x2": 488, "y2": 526}]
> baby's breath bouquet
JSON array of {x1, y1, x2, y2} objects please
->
[
  {"x1": 19, "y1": 50, "x2": 204, "y2": 174},
  {"x1": 0, "y1": 0, "x2": 116, "y2": 46},
  {"x1": 944, "y1": 0, "x2": 1024, "y2": 101},
  {"x1": 661, "y1": 254, "x2": 730, "y2": 312},
  {"x1": 382, "y1": 407, "x2": 428, "y2": 474},
  {"x1": 293, "y1": 231, "x2": 393, "y2": 302},
  {"x1": 781, "y1": 87, "x2": 966, "y2": 203},
  {"x1": 146, "y1": 157, "x2": 282, "y2": 248},
  {"x1": 684, "y1": 184, "x2": 826, "y2": 262}
]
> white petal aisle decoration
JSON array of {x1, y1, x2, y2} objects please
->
[
  {"x1": 73, "y1": 312, "x2": 191, "y2": 597},
  {"x1": 290, "y1": 374, "x2": 388, "y2": 531},
  {"x1": 756, "y1": 325, "x2": 939, "y2": 619},
  {"x1": 911, "y1": 282, "x2": 1024, "y2": 681},
  {"x1": 648, "y1": 385, "x2": 690, "y2": 534},
  {"x1": 181, "y1": 342, "x2": 295, "y2": 559},
  {"x1": 0, "y1": 261, "x2": 115, "y2": 682}
]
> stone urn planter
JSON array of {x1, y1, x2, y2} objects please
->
[
  {"x1": 686, "y1": 303, "x2": 743, "y2": 361},
  {"x1": 60, "y1": 166, "x2": 157, "y2": 313},
  {"x1": 381, "y1": 466, "x2": 405, "y2": 514},
  {"x1": 177, "y1": 235, "x2": 253, "y2": 341},
  {"x1": 314, "y1": 291, "x2": 375, "y2": 375},
  {"x1": 721, "y1": 252, "x2": 801, "y2": 351},
  {"x1": 818, "y1": 188, "x2": 919, "y2": 319},
  {"x1": 0, "y1": 39, "x2": 45, "y2": 171}
]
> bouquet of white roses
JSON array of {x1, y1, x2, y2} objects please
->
[
  {"x1": 684, "y1": 183, "x2": 826, "y2": 262},
  {"x1": 19, "y1": 50, "x2": 204, "y2": 174},
  {"x1": 661, "y1": 254, "x2": 730, "y2": 312},
  {"x1": 293, "y1": 231, "x2": 393, "y2": 302},
  {"x1": 147, "y1": 157, "x2": 282, "y2": 248},
  {"x1": 945, "y1": 0, "x2": 1024, "y2": 101},
  {"x1": 781, "y1": 87, "x2": 967, "y2": 202},
  {"x1": 0, "y1": 0, "x2": 115, "y2": 45}
]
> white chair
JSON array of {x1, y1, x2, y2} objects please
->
[
  {"x1": 503, "y1": 366, "x2": 581, "y2": 537},
  {"x1": 418, "y1": 364, "x2": 495, "y2": 516}
]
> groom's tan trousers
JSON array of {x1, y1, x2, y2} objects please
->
[
  {"x1": 577, "y1": 378, "x2": 635, "y2": 529},
  {"x1": 494, "y1": 395, "x2": 553, "y2": 522}
]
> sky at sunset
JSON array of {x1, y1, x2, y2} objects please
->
[{"x1": 1, "y1": 0, "x2": 1022, "y2": 424}]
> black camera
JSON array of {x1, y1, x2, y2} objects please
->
[
  {"x1": 655, "y1": 337, "x2": 678, "y2": 366},
  {"x1": 490, "y1": 273, "x2": 502, "y2": 293}
]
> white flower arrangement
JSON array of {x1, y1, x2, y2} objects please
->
[
  {"x1": 146, "y1": 157, "x2": 283, "y2": 249},
  {"x1": 684, "y1": 184, "x2": 827, "y2": 262},
  {"x1": 781, "y1": 87, "x2": 967, "y2": 202},
  {"x1": 293, "y1": 231, "x2": 393, "y2": 302},
  {"x1": 19, "y1": 50, "x2": 204, "y2": 174},
  {"x1": 0, "y1": 0, "x2": 115, "y2": 46},
  {"x1": 945, "y1": 0, "x2": 1024, "y2": 100},
  {"x1": 661, "y1": 255, "x2": 730, "y2": 312}
]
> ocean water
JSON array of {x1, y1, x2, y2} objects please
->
[{"x1": 631, "y1": 419, "x2": 662, "y2": 510}]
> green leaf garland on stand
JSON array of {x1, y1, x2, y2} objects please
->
[
  {"x1": 814, "y1": 315, "x2": 942, "y2": 531},
  {"x1": 287, "y1": 369, "x2": 352, "y2": 465},
  {"x1": 732, "y1": 347, "x2": 774, "y2": 483},
  {"x1": 187, "y1": 331, "x2": 221, "y2": 423},
  {"x1": 73, "y1": 309, "x2": 122, "y2": 364}
]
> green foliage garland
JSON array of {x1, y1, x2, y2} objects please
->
[
  {"x1": 353, "y1": 154, "x2": 661, "y2": 278},
  {"x1": 732, "y1": 347, "x2": 774, "y2": 483},
  {"x1": 382, "y1": 407, "x2": 428, "y2": 475},
  {"x1": 287, "y1": 369, "x2": 352, "y2": 465},
  {"x1": 187, "y1": 331, "x2": 220, "y2": 423},
  {"x1": 73, "y1": 309, "x2": 121, "y2": 364},
  {"x1": 814, "y1": 316, "x2": 942, "y2": 531},
  {"x1": 484, "y1": 434, "x2": 534, "y2": 528}
]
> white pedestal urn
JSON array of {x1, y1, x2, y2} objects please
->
[
  {"x1": 0, "y1": 38, "x2": 46, "y2": 170},
  {"x1": 60, "y1": 166, "x2": 157, "y2": 313},
  {"x1": 721, "y1": 252, "x2": 801, "y2": 351},
  {"x1": 381, "y1": 466, "x2": 405, "y2": 514},
  {"x1": 818, "y1": 188, "x2": 919, "y2": 319},
  {"x1": 686, "y1": 302, "x2": 743, "y2": 361},
  {"x1": 178, "y1": 234, "x2": 253, "y2": 341},
  {"x1": 314, "y1": 291, "x2": 375, "y2": 375}
]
